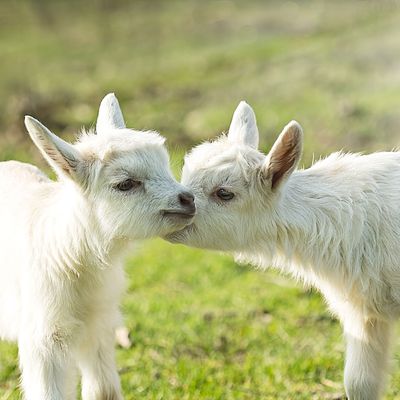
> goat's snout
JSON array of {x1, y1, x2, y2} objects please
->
[
  {"x1": 162, "y1": 190, "x2": 196, "y2": 219},
  {"x1": 178, "y1": 191, "x2": 196, "y2": 215},
  {"x1": 179, "y1": 191, "x2": 194, "y2": 206}
]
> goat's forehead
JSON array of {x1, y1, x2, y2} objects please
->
[
  {"x1": 184, "y1": 140, "x2": 228, "y2": 168},
  {"x1": 183, "y1": 145, "x2": 263, "y2": 188},
  {"x1": 184, "y1": 140, "x2": 263, "y2": 173},
  {"x1": 76, "y1": 129, "x2": 167, "y2": 162},
  {"x1": 104, "y1": 144, "x2": 170, "y2": 174},
  {"x1": 93, "y1": 147, "x2": 170, "y2": 185}
]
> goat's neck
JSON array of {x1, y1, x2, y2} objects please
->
[
  {"x1": 268, "y1": 173, "x2": 350, "y2": 280},
  {"x1": 36, "y1": 181, "x2": 119, "y2": 274}
]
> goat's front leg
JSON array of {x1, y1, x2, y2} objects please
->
[
  {"x1": 343, "y1": 316, "x2": 393, "y2": 400},
  {"x1": 18, "y1": 332, "x2": 72, "y2": 400},
  {"x1": 77, "y1": 325, "x2": 122, "y2": 400}
]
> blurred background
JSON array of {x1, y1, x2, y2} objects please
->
[{"x1": 1, "y1": 1, "x2": 400, "y2": 399}]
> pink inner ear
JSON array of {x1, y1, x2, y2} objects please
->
[
  {"x1": 270, "y1": 131, "x2": 300, "y2": 190},
  {"x1": 45, "y1": 147, "x2": 72, "y2": 175}
]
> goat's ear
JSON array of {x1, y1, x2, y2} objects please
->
[
  {"x1": 24, "y1": 116, "x2": 81, "y2": 179},
  {"x1": 227, "y1": 101, "x2": 259, "y2": 149},
  {"x1": 261, "y1": 120, "x2": 303, "y2": 190},
  {"x1": 96, "y1": 93, "x2": 126, "y2": 135}
]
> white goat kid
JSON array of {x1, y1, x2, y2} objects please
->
[
  {"x1": 168, "y1": 101, "x2": 400, "y2": 400},
  {"x1": 0, "y1": 93, "x2": 195, "y2": 400}
]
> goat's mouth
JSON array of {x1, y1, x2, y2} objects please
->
[{"x1": 162, "y1": 209, "x2": 196, "y2": 219}]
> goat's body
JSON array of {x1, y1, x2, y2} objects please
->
[
  {"x1": 2, "y1": 94, "x2": 196, "y2": 399},
  {"x1": 0, "y1": 161, "x2": 125, "y2": 398},
  {"x1": 273, "y1": 152, "x2": 400, "y2": 319},
  {"x1": 178, "y1": 104, "x2": 400, "y2": 399},
  {"x1": 0, "y1": 160, "x2": 124, "y2": 338},
  {"x1": 237, "y1": 151, "x2": 400, "y2": 399},
  {"x1": 0, "y1": 161, "x2": 52, "y2": 340}
]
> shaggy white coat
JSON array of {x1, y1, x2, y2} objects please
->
[
  {"x1": 0, "y1": 94, "x2": 194, "y2": 400},
  {"x1": 168, "y1": 101, "x2": 400, "y2": 400}
]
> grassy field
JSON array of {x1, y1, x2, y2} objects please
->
[{"x1": 1, "y1": 0, "x2": 400, "y2": 398}]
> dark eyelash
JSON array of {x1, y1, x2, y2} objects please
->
[
  {"x1": 115, "y1": 179, "x2": 142, "y2": 191},
  {"x1": 215, "y1": 188, "x2": 235, "y2": 201}
]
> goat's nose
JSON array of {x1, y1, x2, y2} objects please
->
[
  {"x1": 178, "y1": 191, "x2": 195, "y2": 212},
  {"x1": 179, "y1": 191, "x2": 195, "y2": 206}
]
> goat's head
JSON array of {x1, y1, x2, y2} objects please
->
[
  {"x1": 24, "y1": 93, "x2": 196, "y2": 240},
  {"x1": 166, "y1": 101, "x2": 303, "y2": 251}
]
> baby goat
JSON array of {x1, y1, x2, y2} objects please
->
[
  {"x1": 0, "y1": 93, "x2": 195, "y2": 400},
  {"x1": 168, "y1": 101, "x2": 400, "y2": 400}
]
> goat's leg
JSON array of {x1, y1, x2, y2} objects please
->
[
  {"x1": 65, "y1": 364, "x2": 79, "y2": 400},
  {"x1": 343, "y1": 316, "x2": 393, "y2": 400},
  {"x1": 18, "y1": 333, "x2": 71, "y2": 400},
  {"x1": 77, "y1": 325, "x2": 122, "y2": 400}
]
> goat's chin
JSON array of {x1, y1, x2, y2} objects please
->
[
  {"x1": 162, "y1": 216, "x2": 195, "y2": 238},
  {"x1": 164, "y1": 224, "x2": 194, "y2": 244}
]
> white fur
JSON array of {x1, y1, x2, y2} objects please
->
[
  {"x1": 168, "y1": 101, "x2": 400, "y2": 400},
  {"x1": 0, "y1": 93, "x2": 195, "y2": 400}
]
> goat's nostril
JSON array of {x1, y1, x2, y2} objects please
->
[{"x1": 179, "y1": 191, "x2": 195, "y2": 206}]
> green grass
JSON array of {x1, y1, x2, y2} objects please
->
[
  {"x1": 118, "y1": 241, "x2": 345, "y2": 400},
  {"x1": 1, "y1": 0, "x2": 400, "y2": 398}
]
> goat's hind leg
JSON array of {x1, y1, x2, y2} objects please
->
[{"x1": 343, "y1": 316, "x2": 393, "y2": 400}]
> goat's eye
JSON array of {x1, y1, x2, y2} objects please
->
[
  {"x1": 215, "y1": 188, "x2": 235, "y2": 201},
  {"x1": 115, "y1": 179, "x2": 141, "y2": 192}
]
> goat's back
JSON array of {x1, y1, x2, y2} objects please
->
[{"x1": 0, "y1": 160, "x2": 49, "y2": 184}]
